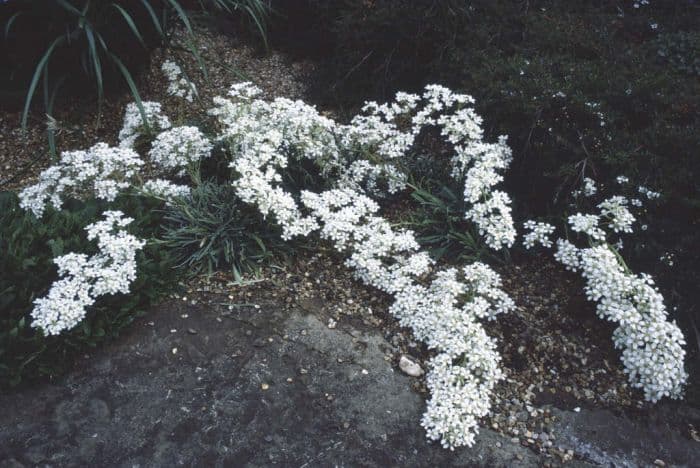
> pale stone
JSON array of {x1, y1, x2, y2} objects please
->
[{"x1": 399, "y1": 356, "x2": 423, "y2": 377}]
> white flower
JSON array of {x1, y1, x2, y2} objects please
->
[
  {"x1": 551, "y1": 185, "x2": 687, "y2": 402},
  {"x1": 19, "y1": 143, "x2": 143, "y2": 217},
  {"x1": 162, "y1": 60, "x2": 197, "y2": 102},
  {"x1": 598, "y1": 196, "x2": 635, "y2": 233},
  {"x1": 573, "y1": 245, "x2": 687, "y2": 401},
  {"x1": 210, "y1": 84, "x2": 516, "y2": 448},
  {"x1": 148, "y1": 126, "x2": 213, "y2": 175},
  {"x1": 583, "y1": 177, "x2": 597, "y2": 197},
  {"x1": 554, "y1": 238, "x2": 581, "y2": 271},
  {"x1": 522, "y1": 220, "x2": 555, "y2": 249},
  {"x1": 118, "y1": 101, "x2": 172, "y2": 148},
  {"x1": 568, "y1": 213, "x2": 606, "y2": 241},
  {"x1": 31, "y1": 211, "x2": 145, "y2": 335},
  {"x1": 638, "y1": 186, "x2": 661, "y2": 200},
  {"x1": 141, "y1": 179, "x2": 191, "y2": 201}
]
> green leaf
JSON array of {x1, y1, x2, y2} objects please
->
[
  {"x1": 240, "y1": 2, "x2": 269, "y2": 51},
  {"x1": 139, "y1": 0, "x2": 164, "y2": 36},
  {"x1": 48, "y1": 238, "x2": 64, "y2": 257},
  {"x1": 4, "y1": 11, "x2": 23, "y2": 40},
  {"x1": 84, "y1": 25, "x2": 104, "y2": 105},
  {"x1": 164, "y1": 0, "x2": 193, "y2": 34},
  {"x1": 108, "y1": 52, "x2": 150, "y2": 132},
  {"x1": 111, "y1": 4, "x2": 146, "y2": 48},
  {"x1": 55, "y1": 0, "x2": 83, "y2": 16},
  {"x1": 22, "y1": 36, "x2": 66, "y2": 129}
]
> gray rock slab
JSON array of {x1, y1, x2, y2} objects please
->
[
  {"x1": 0, "y1": 299, "x2": 540, "y2": 467},
  {"x1": 551, "y1": 405, "x2": 700, "y2": 467},
  {"x1": 1, "y1": 298, "x2": 697, "y2": 467}
]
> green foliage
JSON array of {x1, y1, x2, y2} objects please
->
[
  {"x1": 0, "y1": 192, "x2": 177, "y2": 388},
  {"x1": 402, "y1": 181, "x2": 497, "y2": 265},
  {"x1": 161, "y1": 182, "x2": 285, "y2": 279}
]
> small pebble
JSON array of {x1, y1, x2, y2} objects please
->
[{"x1": 399, "y1": 355, "x2": 424, "y2": 377}]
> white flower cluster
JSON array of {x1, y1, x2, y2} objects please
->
[
  {"x1": 19, "y1": 143, "x2": 143, "y2": 217},
  {"x1": 141, "y1": 179, "x2": 191, "y2": 201},
  {"x1": 210, "y1": 85, "x2": 516, "y2": 448},
  {"x1": 598, "y1": 196, "x2": 635, "y2": 233},
  {"x1": 522, "y1": 220, "x2": 555, "y2": 249},
  {"x1": 573, "y1": 176, "x2": 598, "y2": 198},
  {"x1": 118, "y1": 101, "x2": 172, "y2": 149},
  {"x1": 211, "y1": 82, "x2": 515, "y2": 249},
  {"x1": 639, "y1": 185, "x2": 661, "y2": 200},
  {"x1": 148, "y1": 126, "x2": 213, "y2": 175},
  {"x1": 342, "y1": 85, "x2": 516, "y2": 249},
  {"x1": 553, "y1": 238, "x2": 580, "y2": 270},
  {"x1": 209, "y1": 82, "x2": 341, "y2": 240},
  {"x1": 300, "y1": 189, "x2": 513, "y2": 449},
  {"x1": 568, "y1": 213, "x2": 607, "y2": 241},
  {"x1": 21, "y1": 105, "x2": 216, "y2": 218},
  {"x1": 583, "y1": 177, "x2": 597, "y2": 196},
  {"x1": 161, "y1": 60, "x2": 197, "y2": 102},
  {"x1": 301, "y1": 188, "x2": 432, "y2": 295},
  {"x1": 30, "y1": 211, "x2": 145, "y2": 335},
  {"x1": 555, "y1": 243, "x2": 687, "y2": 401}
]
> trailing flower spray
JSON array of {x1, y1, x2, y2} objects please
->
[
  {"x1": 523, "y1": 177, "x2": 687, "y2": 402},
  {"x1": 210, "y1": 82, "x2": 518, "y2": 448}
]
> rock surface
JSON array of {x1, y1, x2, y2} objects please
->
[{"x1": 1, "y1": 297, "x2": 698, "y2": 467}]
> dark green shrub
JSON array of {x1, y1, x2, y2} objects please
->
[
  {"x1": 161, "y1": 182, "x2": 286, "y2": 279},
  {"x1": 0, "y1": 192, "x2": 177, "y2": 388}
]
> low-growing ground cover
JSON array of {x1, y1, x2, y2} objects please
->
[{"x1": 1, "y1": 5, "x2": 698, "y2": 463}]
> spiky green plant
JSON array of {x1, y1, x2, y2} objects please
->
[{"x1": 161, "y1": 182, "x2": 285, "y2": 280}]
